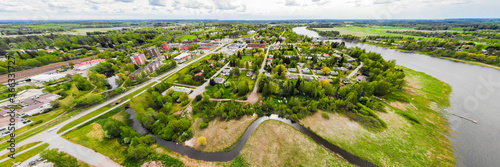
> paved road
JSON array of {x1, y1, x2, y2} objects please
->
[
  {"x1": 347, "y1": 62, "x2": 363, "y2": 79},
  {"x1": 251, "y1": 30, "x2": 286, "y2": 94},
  {"x1": 188, "y1": 62, "x2": 229, "y2": 99},
  {"x1": 0, "y1": 41, "x2": 231, "y2": 166}
]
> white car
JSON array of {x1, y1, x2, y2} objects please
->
[{"x1": 48, "y1": 127, "x2": 57, "y2": 132}]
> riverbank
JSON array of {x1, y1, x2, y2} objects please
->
[
  {"x1": 301, "y1": 66, "x2": 455, "y2": 166},
  {"x1": 359, "y1": 41, "x2": 500, "y2": 71}
]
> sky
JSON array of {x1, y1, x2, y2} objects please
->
[{"x1": 0, "y1": 0, "x2": 499, "y2": 20}]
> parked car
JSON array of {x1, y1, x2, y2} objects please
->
[{"x1": 29, "y1": 161, "x2": 36, "y2": 166}]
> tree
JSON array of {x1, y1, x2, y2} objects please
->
[
  {"x1": 234, "y1": 67, "x2": 240, "y2": 77},
  {"x1": 274, "y1": 65, "x2": 286, "y2": 77},
  {"x1": 103, "y1": 119, "x2": 122, "y2": 139},
  {"x1": 127, "y1": 143, "x2": 151, "y2": 160},
  {"x1": 238, "y1": 81, "x2": 248, "y2": 96},
  {"x1": 40, "y1": 149, "x2": 79, "y2": 167},
  {"x1": 319, "y1": 79, "x2": 330, "y2": 88},
  {"x1": 197, "y1": 136, "x2": 207, "y2": 146},
  {"x1": 321, "y1": 67, "x2": 331, "y2": 75}
]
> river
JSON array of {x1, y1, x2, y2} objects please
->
[
  {"x1": 125, "y1": 108, "x2": 376, "y2": 167},
  {"x1": 292, "y1": 26, "x2": 500, "y2": 167}
]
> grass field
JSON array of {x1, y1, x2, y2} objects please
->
[
  {"x1": 63, "y1": 110, "x2": 130, "y2": 164},
  {"x1": 178, "y1": 35, "x2": 197, "y2": 42},
  {"x1": 187, "y1": 115, "x2": 257, "y2": 152},
  {"x1": 370, "y1": 26, "x2": 412, "y2": 30},
  {"x1": 0, "y1": 143, "x2": 49, "y2": 166},
  {"x1": 300, "y1": 67, "x2": 455, "y2": 167},
  {"x1": 237, "y1": 120, "x2": 353, "y2": 166}
]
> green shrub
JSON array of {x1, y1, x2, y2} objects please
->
[
  {"x1": 230, "y1": 156, "x2": 250, "y2": 167},
  {"x1": 397, "y1": 111, "x2": 421, "y2": 124},
  {"x1": 199, "y1": 123, "x2": 209, "y2": 129},
  {"x1": 321, "y1": 112, "x2": 330, "y2": 119}
]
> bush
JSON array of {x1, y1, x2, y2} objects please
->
[
  {"x1": 197, "y1": 136, "x2": 207, "y2": 146},
  {"x1": 321, "y1": 112, "x2": 330, "y2": 119},
  {"x1": 230, "y1": 156, "x2": 250, "y2": 167},
  {"x1": 195, "y1": 95, "x2": 203, "y2": 102},
  {"x1": 199, "y1": 123, "x2": 209, "y2": 129},
  {"x1": 397, "y1": 111, "x2": 421, "y2": 124}
]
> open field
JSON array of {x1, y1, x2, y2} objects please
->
[
  {"x1": 300, "y1": 67, "x2": 454, "y2": 167},
  {"x1": 186, "y1": 114, "x2": 258, "y2": 152},
  {"x1": 63, "y1": 27, "x2": 128, "y2": 35},
  {"x1": 370, "y1": 26, "x2": 412, "y2": 30},
  {"x1": 238, "y1": 120, "x2": 353, "y2": 166},
  {"x1": 314, "y1": 27, "x2": 423, "y2": 38}
]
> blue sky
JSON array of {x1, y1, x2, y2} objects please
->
[{"x1": 0, "y1": 0, "x2": 498, "y2": 20}]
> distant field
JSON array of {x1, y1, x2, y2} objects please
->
[
  {"x1": 64, "y1": 27, "x2": 127, "y2": 35},
  {"x1": 370, "y1": 26, "x2": 411, "y2": 30},
  {"x1": 314, "y1": 27, "x2": 423, "y2": 38}
]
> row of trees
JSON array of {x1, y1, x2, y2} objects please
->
[{"x1": 129, "y1": 81, "x2": 193, "y2": 143}]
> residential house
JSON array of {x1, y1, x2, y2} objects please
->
[
  {"x1": 264, "y1": 72, "x2": 273, "y2": 78},
  {"x1": 222, "y1": 68, "x2": 232, "y2": 76},
  {"x1": 302, "y1": 68, "x2": 310, "y2": 73},
  {"x1": 287, "y1": 68, "x2": 297, "y2": 72},
  {"x1": 246, "y1": 71, "x2": 253, "y2": 77},
  {"x1": 329, "y1": 71, "x2": 339, "y2": 76},
  {"x1": 214, "y1": 78, "x2": 225, "y2": 84},
  {"x1": 304, "y1": 76, "x2": 314, "y2": 81},
  {"x1": 355, "y1": 75, "x2": 368, "y2": 82},
  {"x1": 287, "y1": 74, "x2": 298, "y2": 79}
]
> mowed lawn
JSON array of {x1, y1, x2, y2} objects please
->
[
  {"x1": 178, "y1": 35, "x2": 197, "y2": 41},
  {"x1": 237, "y1": 120, "x2": 353, "y2": 167}
]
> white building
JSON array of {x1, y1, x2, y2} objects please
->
[
  {"x1": 30, "y1": 73, "x2": 66, "y2": 83},
  {"x1": 170, "y1": 86, "x2": 193, "y2": 94},
  {"x1": 174, "y1": 53, "x2": 192, "y2": 63}
]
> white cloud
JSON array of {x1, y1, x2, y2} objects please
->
[{"x1": 0, "y1": 0, "x2": 496, "y2": 20}]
